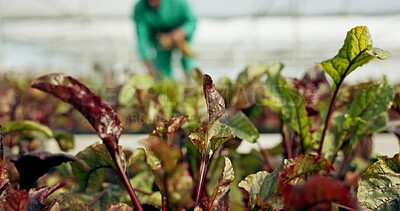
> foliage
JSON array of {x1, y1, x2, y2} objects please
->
[{"x1": 0, "y1": 25, "x2": 399, "y2": 210}]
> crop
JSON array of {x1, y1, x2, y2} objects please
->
[{"x1": 0, "y1": 26, "x2": 399, "y2": 210}]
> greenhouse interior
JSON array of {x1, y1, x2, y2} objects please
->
[{"x1": 1, "y1": 0, "x2": 400, "y2": 210}]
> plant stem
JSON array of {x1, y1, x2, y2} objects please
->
[
  {"x1": 318, "y1": 84, "x2": 342, "y2": 157},
  {"x1": 195, "y1": 155, "x2": 209, "y2": 205},
  {"x1": 283, "y1": 124, "x2": 293, "y2": 159},
  {"x1": 256, "y1": 142, "x2": 274, "y2": 172},
  {"x1": 336, "y1": 150, "x2": 353, "y2": 180},
  {"x1": 335, "y1": 204, "x2": 356, "y2": 211},
  {"x1": 111, "y1": 150, "x2": 143, "y2": 211},
  {"x1": 162, "y1": 195, "x2": 168, "y2": 211},
  {"x1": 162, "y1": 176, "x2": 169, "y2": 211},
  {"x1": 81, "y1": 186, "x2": 112, "y2": 211},
  {"x1": 331, "y1": 130, "x2": 352, "y2": 164}
]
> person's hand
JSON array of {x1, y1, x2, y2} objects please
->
[{"x1": 169, "y1": 28, "x2": 186, "y2": 45}]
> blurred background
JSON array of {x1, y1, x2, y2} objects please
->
[{"x1": 1, "y1": 0, "x2": 400, "y2": 83}]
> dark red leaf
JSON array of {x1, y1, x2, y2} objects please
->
[
  {"x1": 203, "y1": 74, "x2": 225, "y2": 122},
  {"x1": 31, "y1": 73, "x2": 123, "y2": 151},
  {"x1": 11, "y1": 151, "x2": 87, "y2": 189},
  {"x1": 150, "y1": 115, "x2": 188, "y2": 144},
  {"x1": 282, "y1": 176, "x2": 356, "y2": 211},
  {"x1": 26, "y1": 182, "x2": 66, "y2": 210},
  {"x1": 5, "y1": 183, "x2": 65, "y2": 211},
  {"x1": 5, "y1": 189, "x2": 28, "y2": 210}
]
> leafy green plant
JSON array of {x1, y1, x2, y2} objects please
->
[{"x1": 0, "y1": 25, "x2": 399, "y2": 210}]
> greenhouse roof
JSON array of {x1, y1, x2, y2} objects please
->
[{"x1": 1, "y1": 0, "x2": 400, "y2": 83}]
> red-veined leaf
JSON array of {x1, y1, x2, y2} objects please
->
[
  {"x1": 145, "y1": 137, "x2": 194, "y2": 209},
  {"x1": 0, "y1": 157, "x2": 10, "y2": 210},
  {"x1": 203, "y1": 74, "x2": 225, "y2": 122},
  {"x1": 206, "y1": 157, "x2": 234, "y2": 211},
  {"x1": 278, "y1": 154, "x2": 335, "y2": 188},
  {"x1": 358, "y1": 154, "x2": 400, "y2": 210},
  {"x1": 189, "y1": 120, "x2": 234, "y2": 160},
  {"x1": 71, "y1": 143, "x2": 124, "y2": 193},
  {"x1": 5, "y1": 182, "x2": 66, "y2": 211},
  {"x1": 31, "y1": 73, "x2": 123, "y2": 152},
  {"x1": 150, "y1": 115, "x2": 188, "y2": 144}
]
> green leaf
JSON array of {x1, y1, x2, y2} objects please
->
[
  {"x1": 151, "y1": 79, "x2": 181, "y2": 106},
  {"x1": 166, "y1": 162, "x2": 194, "y2": 209},
  {"x1": 118, "y1": 75, "x2": 154, "y2": 106},
  {"x1": 150, "y1": 115, "x2": 188, "y2": 144},
  {"x1": 158, "y1": 94, "x2": 173, "y2": 119},
  {"x1": 203, "y1": 74, "x2": 226, "y2": 122},
  {"x1": 263, "y1": 62, "x2": 312, "y2": 148},
  {"x1": 348, "y1": 113, "x2": 388, "y2": 150},
  {"x1": 358, "y1": 154, "x2": 400, "y2": 210},
  {"x1": 239, "y1": 155, "x2": 335, "y2": 210},
  {"x1": 278, "y1": 154, "x2": 335, "y2": 187},
  {"x1": 2, "y1": 120, "x2": 53, "y2": 137},
  {"x1": 189, "y1": 120, "x2": 234, "y2": 159},
  {"x1": 131, "y1": 74, "x2": 155, "y2": 90},
  {"x1": 337, "y1": 76, "x2": 393, "y2": 150},
  {"x1": 53, "y1": 130, "x2": 75, "y2": 152},
  {"x1": 238, "y1": 162, "x2": 284, "y2": 210},
  {"x1": 129, "y1": 171, "x2": 155, "y2": 204},
  {"x1": 145, "y1": 137, "x2": 181, "y2": 173},
  {"x1": 145, "y1": 138, "x2": 194, "y2": 209},
  {"x1": 347, "y1": 76, "x2": 393, "y2": 121},
  {"x1": 227, "y1": 111, "x2": 259, "y2": 143},
  {"x1": 106, "y1": 202, "x2": 133, "y2": 211},
  {"x1": 259, "y1": 167, "x2": 282, "y2": 209},
  {"x1": 71, "y1": 143, "x2": 124, "y2": 193},
  {"x1": 128, "y1": 148, "x2": 149, "y2": 175},
  {"x1": 118, "y1": 86, "x2": 136, "y2": 106},
  {"x1": 318, "y1": 26, "x2": 391, "y2": 86},
  {"x1": 207, "y1": 157, "x2": 235, "y2": 211},
  {"x1": 238, "y1": 171, "x2": 271, "y2": 209},
  {"x1": 57, "y1": 193, "x2": 94, "y2": 211},
  {"x1": 99, "y1": 187, "x2": 125, "y2": 210},
  {"x1": 262, "y1": 62, "x2": 285, "y2": 112},
  {"x1": 236, "y1": 62, "x2": 269, "y2": 84},
  {"x1": 280, "y1": 83, "x2": 312, "y2": 148}
]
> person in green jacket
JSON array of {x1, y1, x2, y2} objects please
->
[{"x1": 133, "y1": 0, "x2": 197, "y2": 80}]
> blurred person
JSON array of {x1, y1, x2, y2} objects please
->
[{"x1": 133, "y1": 0, "x2": 197, "y2": 80}]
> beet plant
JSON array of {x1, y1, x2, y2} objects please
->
[{"x1": 0, "y1": 25, "x2": 399, "y2": 211}]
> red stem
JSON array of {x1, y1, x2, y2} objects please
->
[
  {"x1": 111, "y1": 150, "x2": 143, "y2": 211},
  {"x1": 318, "y1": 48, "x2": 366, "y2": 157},
  {"x1": 335, "y1": 203, "x2": 356, "y2": 211},
  {"x1": 195, "y1": 155, "x2": 209, "y2": 205},
  {"x1": 162, "y1": 195, "x2": 168, "y2": 211},
  {"x1": 336, "y1": 150, "x2": 353, "y2": 179},
  {"x1": 318, "y1": 83, "x2": 342, "y2": 157},
  {"x1": 283, "y1": 124, "x2": 293, "y2": 159},
  {"x1": 331, "y1": 130, "x2": 353, "y2": 164}
]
